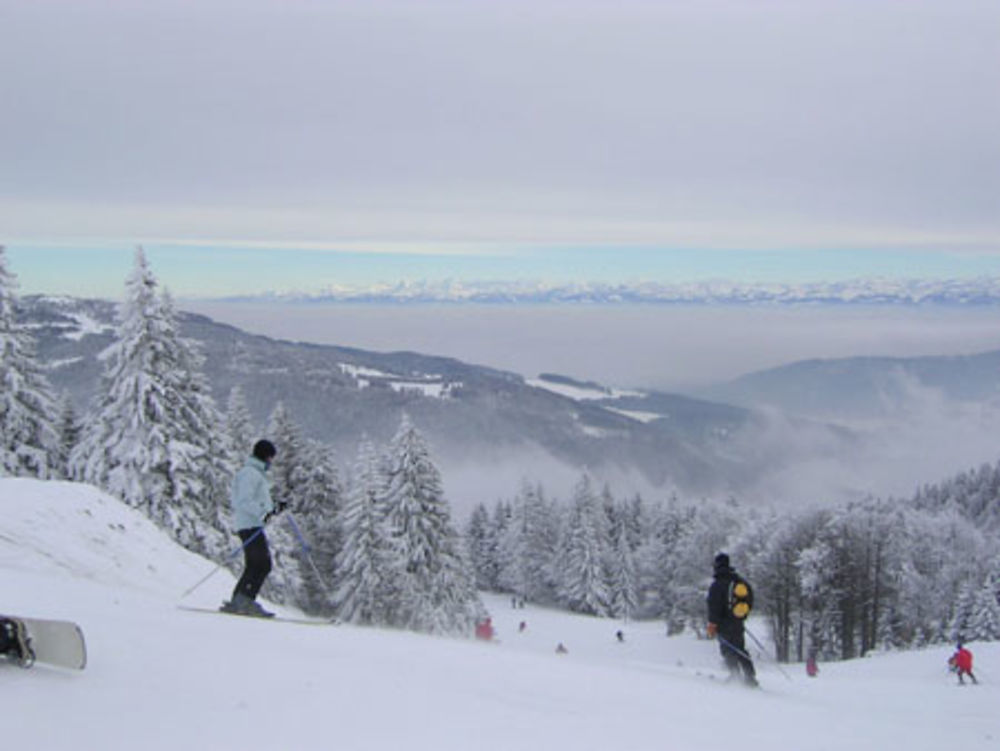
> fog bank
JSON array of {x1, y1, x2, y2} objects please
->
[{"x1": 184, "y1": 302, "x2": 1000, "y2": 391}]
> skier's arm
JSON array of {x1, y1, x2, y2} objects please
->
[{"x1": 706, "y1": 580, "x2": 727, "y2": 629}]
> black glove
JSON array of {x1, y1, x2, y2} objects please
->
[{"x1": 264, "y1": 502, "x2": 288, "y2": 524}]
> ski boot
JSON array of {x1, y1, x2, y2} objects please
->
[{"x1": 220, "y1": 594, "x2": 275, "y2": 618}]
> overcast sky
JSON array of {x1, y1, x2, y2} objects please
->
[{"x1": 2, "y1": 0, "x2": 999, "y2": 298}]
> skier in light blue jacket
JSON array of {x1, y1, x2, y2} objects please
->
[{"x1": 221, "y1": 439, "x2": 283, "y2": 617}]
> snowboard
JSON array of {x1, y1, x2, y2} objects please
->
[{"x1": 1, "y1": 616, "x2": 87, "y2": 670}]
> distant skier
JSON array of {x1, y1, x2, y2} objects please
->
[
  {"x1": 707, "y1": 552, "x2": 758, "y2": 687},
  {"x1": 475, "y1": 617, "x2": 495, "y2": 641},
  {"x1": 221, "y1": 439, "x2": 283, "y2": 618},
  {"x1": 948, "y1": 642, "x2": 977, "y2": 685},
  {"x1": 806, "y1": 648, "x2": 819, "y2": 677}
]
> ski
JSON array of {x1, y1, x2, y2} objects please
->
[
  {"x1": 1, "y1": 615, "x2": 87, "y2": 670},
  {"x1": 177, "y1": 605, "x2": 336, "y2": 626}
]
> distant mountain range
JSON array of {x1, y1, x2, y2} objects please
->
[
  {"x1": 19, "y1": 295, "x2": 1000, "y2": 508},
  {"x1": 219, "y1": 277, "x2": 1000, "y2": 306}
]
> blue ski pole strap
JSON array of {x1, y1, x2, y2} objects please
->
[
  {"x1": 225, "y1": 525, "x2": 265, "y2": 559},
  {"x1": 717, "y1": 634, "x2": 753, "y2": 661},
  {"x1": 181, "y1": 525, "x2": 266, "y2": 598},
  {"x1": 285, "y1": 511, "x2": 311, "y2": 553}
]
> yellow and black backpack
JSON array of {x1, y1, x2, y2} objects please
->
[{"x1": 728, "y1": 577, "x2": 753, "y2": 620}]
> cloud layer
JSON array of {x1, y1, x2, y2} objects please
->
[{"x1": 2, "y1": 0, "x2": 998, "y2": 250}]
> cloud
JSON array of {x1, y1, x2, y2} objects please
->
[{"x1": 2, "y1": 0, "x2": 998, "y2": 250}]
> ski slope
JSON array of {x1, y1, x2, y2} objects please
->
[{"x1": 2, "y1": 477, "x2": 997, "y2": 751}]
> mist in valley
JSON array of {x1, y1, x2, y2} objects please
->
[
  {"x1": 186, "y1": 301, "x2": 1000, "y2": 391},
  {"x1": 185, "y1": 301, "x2": 1000, "y2": 517}
]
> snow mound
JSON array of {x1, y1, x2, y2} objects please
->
[{"x1": 0, "y1": 478, "x2": 213, "y2": 597}]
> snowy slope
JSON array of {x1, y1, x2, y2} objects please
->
[{"x1": 2, "y1": 478, "x2": 997, "y2": 751}]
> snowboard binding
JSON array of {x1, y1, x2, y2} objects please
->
[{"x1": 0, "y1": 617, "x2": 36, "y2": 668}]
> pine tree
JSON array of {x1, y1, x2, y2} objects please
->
[
  {"x1": 54, "y1": 392, "x2": 82, "y2": 480},
  {"x1": 71, "y1": 247, "x2": 229, "y2": 558},
  {"x1": 335, "y1": 438, "x2": 395, "y2": 625},
  {"x1": 290, "y1": 438, "x2": 343, "y2": 614},
  {"x1": 224, "y1": 385, "x2": 256, "y2": 466},
  {"x1": 266, "y1": 401, "x2": 307, "y2": 508},
  {"x1": 965, "y1": 562, "x2": 1000, "y2": 641},
  {"x1": 608, "y1": 499, "x2": 638, "y2": 621},
  {"x1": 382, "y1": 415, "x2": 483, "y2": 635},
  {"x1": 497, "y1": 480, "x2": 559, "y2": 605},
  {"x1": 465, "y1": 502, "x2": 497, "y2": 591},
  {"x1": 0, "y1": 246, "x2": 58, "y2": 478},
  {"x1": 554, "y1": 475, "x2": 611, "y2": 617}
]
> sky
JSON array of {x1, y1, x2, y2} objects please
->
[{"x1": 2, "y1": 0, "x2": 999, "y2": 299}]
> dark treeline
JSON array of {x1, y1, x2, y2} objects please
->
[{"x1": 465, "y1": 466, "x2": 1000, "y2": 662}]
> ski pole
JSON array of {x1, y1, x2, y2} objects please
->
[
  {"x1": 717, "y1": 634, "x2": 755, "y2": 663},
  {"x1": 284, "y1": 511, "x2": 334, "y2": 598},
  {"x1": 745, "y1": 626, "x2": 793, "y2": 681},
  {"x1": 180, "y1": 525, "x2": 266, "y2": 598}
]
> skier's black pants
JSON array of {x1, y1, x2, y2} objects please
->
[
  {"x1": 718, "y1": 625, "x2": 756, "y2": 683},
  {"x1": 233, "y1": 528, "x2": 272, "y2": 601}
]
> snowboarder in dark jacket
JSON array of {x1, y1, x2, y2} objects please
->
[
  {"x1": 221, "y1": 439, "x2": 282, "y2": 618},
  {"x1": 707, "y1": 552, "x2": 758, "y2": 687}
]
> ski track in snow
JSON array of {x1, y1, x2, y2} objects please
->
[{"x1": 1, "y1": 477, "x2": 998, "y2": 751}]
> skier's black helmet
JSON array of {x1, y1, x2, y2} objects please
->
[
  {"x1": 252, "y1": 439, "x2": 277, "y2": 462},
  {"x1": 714, "y1": 552, "x2": 731, "y2": 572}
]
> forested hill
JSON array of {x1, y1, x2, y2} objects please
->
[
  {"x1": 698, "y1": 350, "x2": 1000, "y2": 419},
  {"x1": 20, "y1": 294, "x2": 847, "y2": 504},
  {"x1": 912, "y1": 460, "x2": 1000, "y2": 532}
]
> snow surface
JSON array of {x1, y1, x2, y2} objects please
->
[
  {"x1": 604, "y1": 407, "x2": 664, "y2": 424},
  {"x1": 2, "y1": 477, "x2": 997, "y2": 751},
  {"x1": 339, "y1": 362, "x2": 460, "y2": 399},
  {"x1": 526, "y1": 378, "x2": 644, "y2": 402},
  {"x1": 22, "y1": 308, "x2": 114, "y2": 341}
]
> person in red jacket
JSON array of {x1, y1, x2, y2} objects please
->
[
  {"x1": 806, "y1": 648, "x2": 819, "y2": 678},
  {"x1": 475, "y1": 617, "x2": 494, "y2": 641},
  {"x1": 949, "y1": 642, "x2": 977, "y2": 685}
]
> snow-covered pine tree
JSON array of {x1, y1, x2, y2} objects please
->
[
  {"x1": 265, "y1": 401, "x2": 307, "y2": 508},
  {"x1": 0, "y1": 246, "x2": 58, "y2": 478},
  {"x1": 71, "y1": 247, "x2": 229, "y2": 559},
  {"x1": 224, "y1": 385, "x2": 256, "y2": 466},
  {"x1": 949, "y1": 581, "x2": 977, "y2": 644},
  {"x1": 964, "y1": 560, "x2": 1000, "y2": 641},
  {"x1": 554, "y1": 474, "x2": 611, "y2": 617},
  {"x1": 288, "y1": 438, "x2": 343, "y2": 615},
  {"x1": 382, "y1": 415, "x2": 483, "y2": 635},
  {"x1": 160, "y1": 288, "x2": 234, "y2": 554},
  {"x1": 657, "y1": 499, "x2": 735, "y2": 632},
  {"x1": 497, "y1": 480, "x2": 559, "y2": 605},
  {"x1": 54, "y1": 392, "x2": 82, "y2": 480},
  {"x1": 488, "y1": 500, "x2": 512, "y2": 590},
  {"x1": 335, "y1": 438, "x2": 396, "y2": 626},
  {"x1": 465, "y1": 502, "x2": 498, "y2": 591},
  {"x1": 607, "y1": 497, "x2": 638, "y2": 621},
  {"x1": 496, "y1": 485, "x2": 531, "y2": 602}
]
